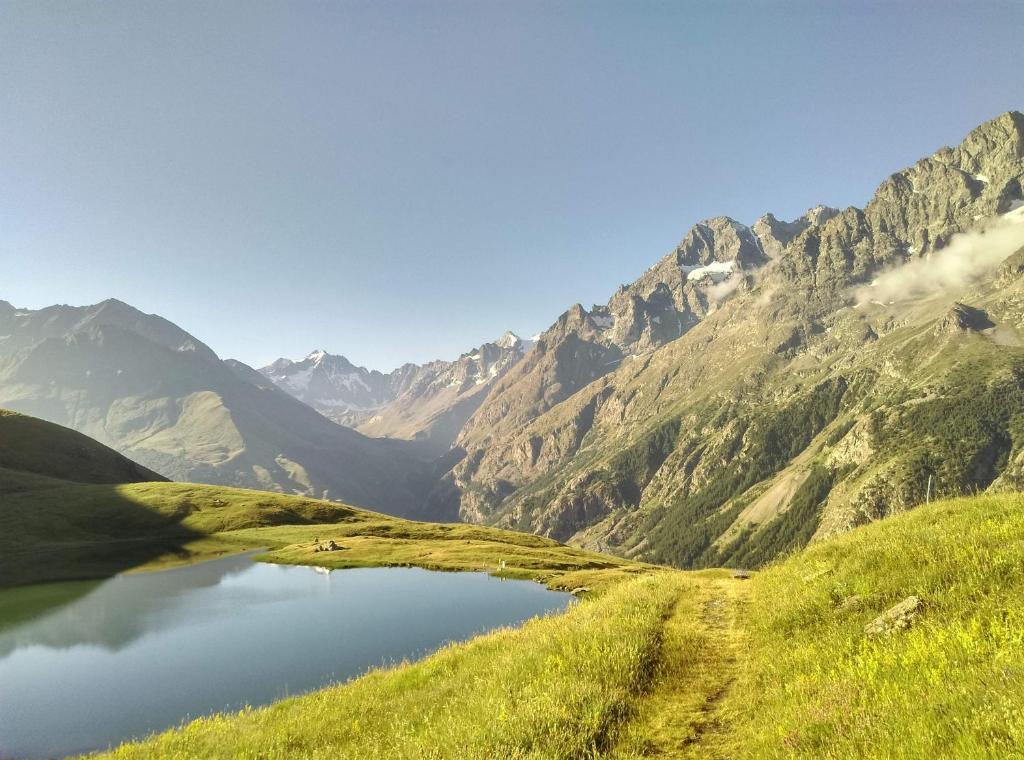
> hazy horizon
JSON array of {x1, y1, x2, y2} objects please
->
[{"x1": 4, "y1": 0, "x2": 1023, "y2": 372}]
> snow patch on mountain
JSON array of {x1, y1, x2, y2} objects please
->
[
  {"x1": 682, "y1": 260, "x2": 738, "y2": 283},
  {"x1": 260, "y1": 331, "x2": 532, "y2": 433}
]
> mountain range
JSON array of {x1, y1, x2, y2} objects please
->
[
  {"x1": 433, "y1": 110, "x2": 1024, "y2": 567},
  {"x1": 260, "y1": 331, "x2": 532, "y2": 452},
  {"x1": 5, "y1": 110, "x2": 1023, "y2": 567},
  {"x1": 0, "y1": 298, "x2": 437, "y2": 517}
]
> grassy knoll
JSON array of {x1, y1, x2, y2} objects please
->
[{"x1": 0, "y1": 409, "x2": 165, "y2": 485}]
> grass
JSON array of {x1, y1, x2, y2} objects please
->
[
  {"x1": 611, "y1": 570, "x2": 749, "y2": 758},
  {"x1": 249, "y1": 522, "x2": 647, "y2": 591},
  {"x1": 0, "y1": 409, "x2": 165, "y2": 485},
  {"x1": 718, "y1": 493, "x2": 1024, "y2": 758},
  {"x1": 7, "y1": 440, "x2": 1024, "y2": 759}
]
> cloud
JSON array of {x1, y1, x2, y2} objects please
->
[
  {"x1": 706, "y1": 274, "x2": 743, "y2": 304},
  {"x1": 859, "y1": 206, "x2": 1024, "y2": 304}
]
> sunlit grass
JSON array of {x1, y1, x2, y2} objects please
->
[
  {"x1": 11, "y1": 468, "x2": 1024, "y2": 758},
  {"x1": 720, "y1": 493, "x2": 1024, "y2": 758}
]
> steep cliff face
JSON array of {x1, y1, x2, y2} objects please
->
[
  {"x1": 436, "y1": 111, "x2": 1024, "y2": 566},
  {"x1": 454, "y1": 217, "x2": 776, "y2": 459}
]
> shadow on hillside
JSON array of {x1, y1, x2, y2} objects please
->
[{"x1": 0, "y1": 483, "x2": 212, "y2": 628}]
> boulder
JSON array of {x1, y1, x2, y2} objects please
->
[
  {"x1": 865, "y1": 595, "x2": 924, "y2": 637},
  {"x1": 934, "y1": 303, "x2": 994, "y2": 336}
]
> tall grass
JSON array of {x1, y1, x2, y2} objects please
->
[
  {"x1": 721, "y1": 494, "x2": 1024, "y2": 758},
  {"x1": 93, "y1": 575, "x2": 677, "y2": 759}
]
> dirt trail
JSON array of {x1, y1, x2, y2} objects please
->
[{"x1": 609, "y1": 571, "x2": 749, "y2": 758}]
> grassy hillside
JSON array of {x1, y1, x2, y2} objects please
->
[
  {"x1": 719, "y1": 492, "x2": 1024, "y2": 758},
  {"x1": 0, "y1": 475, "x2": 643, "y2": 590},
  {"x1": 0, "y1": 409, "x2": 165, "y2": 488},
  {"x1": 84, "y1": 492, "x2": 1024, "y2": 759}
]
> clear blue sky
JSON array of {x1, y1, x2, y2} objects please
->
[{"x1": 2, "y1": 1, "x2": 1022, "y2": 371}]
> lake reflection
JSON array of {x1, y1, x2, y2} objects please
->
[{"x1": 0, "y1": 554, "x2": 571, "y2": 758}]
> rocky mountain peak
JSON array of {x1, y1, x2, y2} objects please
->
[
  {"x1": 753, "y1": 213, "x2": 810, "y2": 258},
  {"x1": 673, "y1": 215, "x2": 765, "y2": 269},
  {"x1": 952, "y1": 110, "x2": 1024, "y2": 167},
  {"x1": 444, "y1": 109, "x2": 1024, "y2": 556},
  {"x1": 803, "y1": 205, "x2": 840, "y2": 226},
  {"x1": 494, "y1": 331, "x2": 523, "y2": 350}
]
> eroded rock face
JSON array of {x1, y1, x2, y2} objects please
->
[
  {"x1": 934, "y1": 303, "x2": 995, "y2": 335},
  {"x1": 864, "y1": 596, "x2": 924, "y2": 637}
]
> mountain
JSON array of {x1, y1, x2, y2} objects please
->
[
  {"x1": 260, "y1": 350, "x2": 391, "y2": 428},
  {"x1": 261, "y1": 332, "x2": 531, "y2": 451},
  {"x1": 0, "y1": 299, "x2": 436, "y2": 517},
  {"x1": 432, "y1": 111, "x2": 1024, "y2": 566}
]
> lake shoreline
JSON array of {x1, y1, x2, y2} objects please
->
[{"x1": 0, "y1": 559, "x2": 575, "y2": 760}]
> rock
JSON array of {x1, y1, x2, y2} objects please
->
[
  {"x1": 864, "y1": 595, "x2": 924, "y2": 637},
  {"x1": 934, "y1": 303, "x2": 994, "y2": 335},
  {"x1": 995, "y1": 248, "x2": 1024, "y2": 287}
]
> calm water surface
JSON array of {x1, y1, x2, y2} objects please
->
[{"x1": 0, "y1": 553, "x2": 571, "y2": 758}]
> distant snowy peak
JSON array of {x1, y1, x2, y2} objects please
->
[
  {"x1": 494, "y1": 330, "x2": 524, "y2": 350},
  {"x1": 259, "y1": 335, "x2": 532, "y2": 431},
  {"x1": 259, "y1": 350, "x2": 388, "y2": 425}
]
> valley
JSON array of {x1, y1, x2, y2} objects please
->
[{"x1": 3, "y1": 405, "x2": 1024, "y2": 756}]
